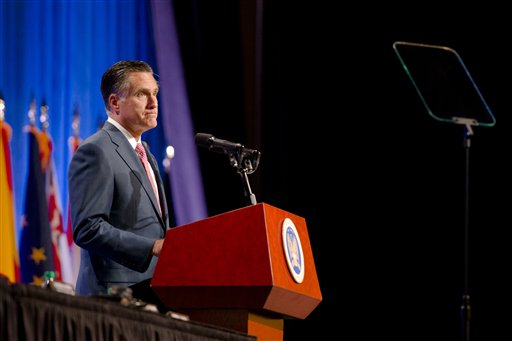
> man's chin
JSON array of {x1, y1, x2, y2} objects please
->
[{"x1": 146, "y1": 118, "x2": 158, "y2": 127}]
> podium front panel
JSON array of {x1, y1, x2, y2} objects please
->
[{"x1": 151, "y1": 203, "x2": 322, "y2": 319}]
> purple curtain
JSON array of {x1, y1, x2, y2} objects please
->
[{"x1": 150, "y1": 0, "x2": 208, "y2": 225}]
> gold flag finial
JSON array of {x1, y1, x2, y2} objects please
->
[
  {"x1": 72, "y1": 105, "x2": 80, "y2": 137},
  {"x1": 0, "y1": 98, "x2": 5, "y2": 121},
  {"x1": 40, "y1": 103, "x2": 49, "y2": 132},
  {"x1": 28, "y1": 99, "x2": 36, "y2": 125},
  {"x1": 162, "y1": 145, "x2": 175, "y2": 173}
]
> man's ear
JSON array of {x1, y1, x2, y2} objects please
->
[{"x1": 109, "y1": 94, "x2": 120, "y2": 115}]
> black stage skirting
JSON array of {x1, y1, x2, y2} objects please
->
[{"x1": 0, "y1": 278, "x2": 256, "y2": 341}]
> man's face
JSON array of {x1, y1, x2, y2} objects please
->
[{"x1": 115, "y1": 72, "x2": 159, "y2": 138}]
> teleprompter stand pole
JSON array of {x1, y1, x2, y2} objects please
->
[{"x1": 456, "y1": 118, "x2": 474, "y2": 341}]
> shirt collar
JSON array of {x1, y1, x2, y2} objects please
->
[{"x1": 107, "y1": 116, "x2": 140, "y2": 149}]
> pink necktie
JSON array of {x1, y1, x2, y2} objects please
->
[{"x1": 135, "y1": 142, "x2": 161, "y2": 213}]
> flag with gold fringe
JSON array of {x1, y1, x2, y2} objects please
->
[{"x1": 19, "y1": 121, "x2": 55, "y2": 285}]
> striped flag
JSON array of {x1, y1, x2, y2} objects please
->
[
  {"x1": 0, "y1": 100, "x2": 20, "y2": 283},
  {"x1": 41, "y1": 127, "x2": 73, "y2": 284}
]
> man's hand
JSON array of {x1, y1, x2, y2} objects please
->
[{"x1": 152, "y1": 239, "x2": 164, "y2": 256}]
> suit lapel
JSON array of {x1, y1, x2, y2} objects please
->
[
  {"x1": 103, "y1": 122, "x2": 166, "y2": 229},
  {"x1": 143, "y1": 141, "x2": 169, "y2": 225}
]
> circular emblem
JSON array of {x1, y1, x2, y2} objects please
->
[{"x1": 281, "y1": 218, "x2": 305, "y2": 283}]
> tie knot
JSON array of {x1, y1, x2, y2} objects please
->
[{"x1": 135, "y1": 143, "x2": 147, "y2": 160}]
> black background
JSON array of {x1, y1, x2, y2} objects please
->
[{"x1": 172, "y1": 2, "x2": 511, "y2": 340}]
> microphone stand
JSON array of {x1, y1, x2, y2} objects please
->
[
  {"x1": 240, "y1": 168, "x2": 257, "y2": 206},
  {"x1": 226, "y1": 148, "x2": 260, "y2": 206}
]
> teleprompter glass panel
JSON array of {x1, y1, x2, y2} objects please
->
[{"x1": 393, "y1": 41, "x2": 496, "y2": 127}]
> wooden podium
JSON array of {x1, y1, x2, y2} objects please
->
[{"x1": 151, "y1": 203, "x2": 322, "y2": 340}]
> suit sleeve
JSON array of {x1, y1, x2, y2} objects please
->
[{"x1": 68, "y1": 141, "x2": 155, "y2": 272}]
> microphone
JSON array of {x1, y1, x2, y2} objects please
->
[
  {"x1": 195, "y1": 133, "x2": 244, "y2": 154},
  {"x1": 195, "y1": 133, "x2": 261, "y2": 204}
]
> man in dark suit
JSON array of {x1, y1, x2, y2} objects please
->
[{"x1": 68, "y1": 60, "x2": 169, "y2": 296}]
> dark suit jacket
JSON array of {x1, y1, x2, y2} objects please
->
[{"x1": 68, "y1": 121, "x2": 169, "y2": 295}]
